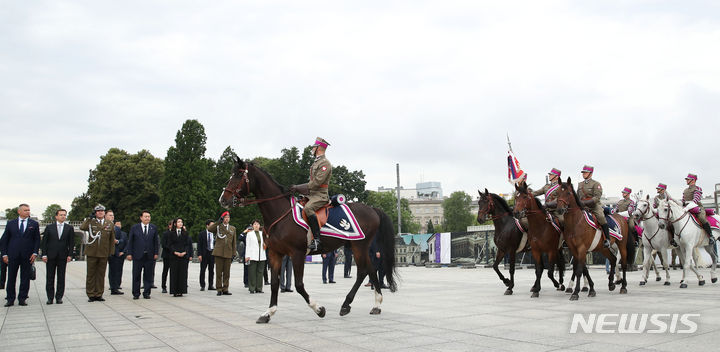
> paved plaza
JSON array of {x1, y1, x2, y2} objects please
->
[{"x1": 1, "y1": 261, "x2": 718, "y2": 351}]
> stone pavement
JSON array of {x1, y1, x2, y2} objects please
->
[{"x1": 1, "y1": 261, "x2": 719, "y2": 351}]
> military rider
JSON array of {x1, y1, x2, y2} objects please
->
[
  {"x1": 653, "y1": 183, "x2": 678, "y2": 246},
  {"x1": 577, "y1": 165, "x2": 611, "y2": 248},
  {"x1": 616, "y1": 187, "x2": 638, "y2": 245},
  {"x1": 682, "y1": 173, "x2": 715, "y2": 246},
  {"x1": 529, "y1": 168, "x2": 564, "y2": 228},
  {"x1": 290, "y1": 137, "x2": 333, "y2": 252}
]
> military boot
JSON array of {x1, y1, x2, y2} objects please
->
[
  {"x1": 669, "y1": 224, "x2": 678, "y2": 247},
  {"x1": 601, "y1": 224, "x2": 611, "y2": 248},
  {"x1": 307, "y1": 214, "x2": 322, "y2": 252},
  {"x1": 703, "y1": 223, "x2": 715, "y2": 246}
]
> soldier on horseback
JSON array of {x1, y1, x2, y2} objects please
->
[
  {"x1": 616, "y1": 187, "x2": 639, "y2": 245},
  {"x1": 533, "y1": 168, "x2": 564, "y2": 228},
  {"x1": 682, "y1": 173, "x2": 715, "y2": 246},
  {"x1": 577, "y1": 165, "x2": 611, "y2": 248},
  {"x1": 654, "y1": 183, "x2": 678, "y2": 246},
  {"x1": 290, "y1": 137, "x2": 333, "y2": 252}
]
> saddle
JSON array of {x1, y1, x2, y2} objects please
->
[
  {"x1": 582, "y1": 210, "x2": 622, "y2": 240},
  {"x1": 690, "y1": 212, "x2": 720, "y2": 230},
  {"x1": 299, "y1": 197, "x2": 331, "y2": 227},
  {"x1": 291, "y1": 195, "x2": 366, "y2": 240}
]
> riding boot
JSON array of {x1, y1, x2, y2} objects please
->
[
  {"x1": 601, "y1": 224, "x2": 611, "y2": 248},
  {"x1": 702, "y1": 223, "x2": 715, "y2": 246},
  {"x1": 668, "y1": 223, "x2": 678, "y2": 247},
  {"x1": 307, "y1": 214, "x2": 322, "y2": 252}
]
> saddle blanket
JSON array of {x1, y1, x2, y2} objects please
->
[
  {"x1": 291, "y1": 197, "x2": 366, "y2": 240},
  {"x1": 690, "y1": 213, "x2": 720, "y2": 230},
  {"x1": 583, "y1": 211, "x2": 622, "y2": 240}
]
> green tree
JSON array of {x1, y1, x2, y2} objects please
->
[
  {"x1": 364, "y1": 191, "x2": 420, "y2": 233},
  {"x1": 156, "y1": 119, "x2": 217, "y2": 239},
  {"x1": 329, "y1": 165, "x2": 367, "y2": 202},
  {"x1": 442, "y1": 191, "x2": 477, "y2": 232},
  {"x1": 70, "y1": 149, "x2": 164, "y2": 230},
  {"x1": 426, "y1": 220, "x2": 435, "y2": 234},
  {"x1": 4, "y1": 207, "x2": 19, "y2": 221},
  {"x1": 42, "y1": 204, "x2": 62, "y2": 222}
]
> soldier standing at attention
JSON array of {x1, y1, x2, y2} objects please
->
[
  {"x1": 682, "y1": 173, "x2": 715, "y2": 245},
  {"x1": 209, "y1": 211, "x2": 236, "y2": 296},
  {"x1": 290, "y1": 137, "x2": 333, "y2": 252},
  {"x1": 577, "y1": 165, "x2": 611, "y2": 249},
  {"x1": 653, "y1": 183, "x2": 677, "y2": 246},
  {"x1": 80, "y1": 205, "x2": 116, "y2": 302}
]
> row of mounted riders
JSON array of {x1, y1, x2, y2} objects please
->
[{"x1": 477, "y1": 178, "x2": 719, "y2": 301}]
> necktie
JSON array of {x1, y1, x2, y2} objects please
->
[
  {"x1": 58, "y1": 224, "x2": 63, "y2": 239},
  {"x1": 208, "y1": 232, "x2": 213, "y2": 250},
  {"x1": 143, "y1": 225, "x2": 148, "y2": 237},
  {"x1": 177, "y1": 230, "x2": 181, "y2": 236},
  {"x1": 20, "y1": 219, "x2": 25, "y2": 234}
]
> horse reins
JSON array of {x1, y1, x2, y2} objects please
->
[{"x1": 481, "y1": 196, "x2": 509, "y2": 220}]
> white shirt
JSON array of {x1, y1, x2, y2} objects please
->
[
  {"x1": 18, "y1": 217, "x2": 28, "y2": 230},
  {"x1": 57, "y1": 222, "x2": 65, "y2": 239},
  {"x1": 207, "y1": 230, "x2": 214, "y2": 250}
]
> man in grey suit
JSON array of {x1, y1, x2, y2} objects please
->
[{"x1": 41, "y1": 209, "x2": 75, "y2": 304}]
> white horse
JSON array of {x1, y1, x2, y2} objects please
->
[
  {"x1": 656, "y1": 198, "x2": 719, "y2": 288},
  {"x1": 633, "y1": 196, "x2": 671, "y2": 286}
]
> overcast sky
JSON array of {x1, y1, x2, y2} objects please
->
[{"x1": 2, "y1": 1, "x2": 720, "y2": 218}]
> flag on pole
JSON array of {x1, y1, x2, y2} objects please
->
[{"x1": 506, "y1": 134, "x2": 526, "y2": 185}]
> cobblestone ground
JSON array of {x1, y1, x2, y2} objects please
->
[{"x1": 1, "y1": 262, "x2": 718, "y2": 351}]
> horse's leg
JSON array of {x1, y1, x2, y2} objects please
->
[
  {"x1": 508, "y1": 251, "x2": 517, "y2": 294},
  {"x1": 679, "y1": 244, "x2": 692, "y2": 288},
  {"x1": 652, "y1": 250, "x2": 662, "y2": 281},
  {"x1": 340, "y1": 243, "x2": 371, "y2": 316},
  {"x1": 600, "y1": 247, "x2": 618, "y2": 291},
  {"x1": 583, "y1": 265, "x2": 596, "y2": 297},
  {"x1": 570, "y1": 250, "x2": 584, "y2": 301},
  {"x1": 290, "y1": 252, "x2": 326, "y2": 318},
  {"x1": 546, "y1": 250, "x2": 560, "y2": 289},
  {"x1": 659, "y1": 248, "x2": 671, "y2": 285},
  {"x1": 640, "y1": 245, "x2": 651, "y2": 285},
  {"x1": 619, "y1": 243, "x2": 628, "y2": 294},
  {"x1": 492, "y1": 248, "x2": 511, "y2": 292},
  {"x1": 257, "y1": 249, "x2": 283, "y2": 324},
  {"x1": 555, "y1": 249, "x2": 566, "y2": 291},
  {"x1": 530, "y1": 250, "x2": 543, "y2": 298},
  {"x1": 566, "y1": 256, "x2": 576, "y2": 294},
  {"x1": 690, "y1": 245, "x2": 704, "y2": 285},
  {"x1": 364, "y1": 257, "x2": 384, "y2": 315}
]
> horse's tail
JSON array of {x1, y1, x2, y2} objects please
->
[{"x1": 374, "y1": 207, "x2": 398, "y2": 292}]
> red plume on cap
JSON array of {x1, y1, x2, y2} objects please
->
[{"x1": 221, "y1": 211, "x2": 229, "y2": 219}]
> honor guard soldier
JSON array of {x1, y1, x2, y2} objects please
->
[
  {"x1": 208, "y1": 211, "x2": 237, "y2": 296},
  {"x1": 616, "y1": 187, "x2": 638, "y2": 245},
  {"x1": 577, "y1": 165, "x2": 611, "y2": 248},
  {"x1": 290, "y1": 137, "x2": 333, "y2": 252},
  {"x1": 520, "y1": 168, "x2": 563, "y2": 230},
  {"x1": 80, "y1": 204, "x2": 116, "y2": 302},
  {"x1": 682, "y1": 173, "x2": 715, "y2": 245},
  {"x1": 654, "y1": 183, "x2": 677, "y2": 246}
]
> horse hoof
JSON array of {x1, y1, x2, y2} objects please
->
[
  {"x1": 317, "y1": 306, "x2": 326, "y2": 318},
  {"x1": 664, "y1": 281, "x2": 671, "y2": 286},
  {"x1": 609, "y1": 284, "x2": 616, "y2": 292},
  {"x1": 699, "y1": 280, "x2": 705, "y2": 286},
  {"x1": 570, "y1": 294, "x2": 579, "y2": 301},
  {"x1": 504, "y1": 289, "x2": 513, "y2": 295},
  {"x1": 680, "y1": 283, "x2": 688, "y2": 289},
  {"x1": 581, "y1": 287, "x2": 589, "y2": 292},
  {"x1": 531, "y1": 292, "x2": 539, "y2": 298},
  {"x1": 256, "y1": 315, "x2": 270, "y2": 324},
  {"x1": 588, "y1": 290, "x2": 596, "y2": 297},
  {"x1": 655, "y1": 277, "x2": 662, "y2": 282},
  {"x1": 639, "y1": 281, "x2": 646, "y2": 286},
  {"x1": 557, "y1": 285, "x2": 565, "y2": 291},
  {"x1": 620, "y1": 288, "x2": 627, "y2": 294},
  {"x1": 565, "y1": 287, "x2": 573, "y2": 294},
  {"x1": 369, "y1": 307, "x2": 381, "y2": 315},
  {"x1": 712, "y1": 278, "x2": 718, "y2": 284},
  {"x1": 340, "y1": 306, "x2": 351, "y2": 316}
]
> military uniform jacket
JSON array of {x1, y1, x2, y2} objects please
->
[
  {"x1": 308, "y1": 155, "x2": 332, "y2": 200},
  {"x1": 532, "y1": 182, "x2": 560, "y2": 203},
  {"x1": 80, "y1": 218, "x2": 116, "y2": 258},
  {"x1": 616, "y1": 198, "x2": 635, "y2": 213},
  {"x1": 683, "y1": 185, "x2": 703, "y2": 207},
  {"x1": 653, "y1": 193, "x2": 671, "y2": 208},
  {"x1": 208, "y1": 223, "x2": 237, "y2": 259},
  {"x1": 577, "y1": 178, "x2": 603, "y2": 204}
]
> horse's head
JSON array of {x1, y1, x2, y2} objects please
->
[
  {"x1": 477, "y1": 189, "x2": 494, "y2": 223},
  {"x1": 513, "y1": 182, "x2": 532, "y2": 218},
  {"x1": 633, "y1": 194, "x2": 651, "y2": 221},
  {"x1": 218, "y1": 156, "x2": 251, "y2": 209},
  {"x1": 555, "y1": 177, "x2": 576, "y2": 215},
  {"x1": 656, "y1": 198, "x2": 682, "y2": 229}
]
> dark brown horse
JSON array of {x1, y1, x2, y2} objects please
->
[
  {"x1": 512, "y1": 182, "x2": 566, "y2": 297},
  {"x1": 555, "y1": 177, "x2": 633, "y2": 300},
  {"x1": 477, "y1": 189, "x2": 530, "y2": 295},
  {"x1": 219, "y1": 158, "x2": 397, "y2": 323}
]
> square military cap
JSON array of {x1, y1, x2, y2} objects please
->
[
  {"x1": 581, "y1": 165, "x2": 594, "y2": 173},
  {"x1": 313, "y1": 137, "x2": 330, "y2": 149}
]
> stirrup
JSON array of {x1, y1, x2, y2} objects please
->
[
  {"x1": 309, "y1": 239, "x2": 320, "y2": 251},
  {"x1": 602, "y1": 239, "x2": 611, "y2": 248}
]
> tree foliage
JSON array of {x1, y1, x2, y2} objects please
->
[
  {"x1": 426, "y1": 220, "x2": 435, "y2": 234},
  {"x1": 68, "y1": 149, "x2": 164, "y2": 230},
  {"x1": 364, "y1": 191, "x2": 420, "y2": 233},
  {"x1": 156, "y1": 119, "x2": 217, "y2": 239},
  {"x1": 4, "y1": 207, "x2": 19, "y2": 221},
  {"x1": 442, "y1": 191, "x2": 477, "y2": 232},
  {"x1": 42, "y1": 204, "x2": 63, "y2": 222}
]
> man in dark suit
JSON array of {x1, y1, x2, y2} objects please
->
[
  {"x1": 40, "y1": 208, "x2": 75, "y2": 304},
  {"x1": 160, "y1": 220, "x2": 173, "y2": 293},
  {"x1": 0, "y1": 204, "x2": 41, "y2": 307},
  {"x1": 197, "y1": 219, "x2": 216, "y2": 291},
  {"x1": 107, "y1": 212, "x2": 127, "y2": 295},
  {"x1": 343, "y1": 242, "x2": 353, "y2": 278},
  {"x1": 126, "y1": 210, "x2": 160, "y2": 299},
  {"x1": 321, "y1": 249, "x2": 337, "y2": 284}
]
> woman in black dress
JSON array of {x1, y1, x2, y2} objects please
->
[{"x1": 166, "y1": 218, "x2": 192, "y2": 297}]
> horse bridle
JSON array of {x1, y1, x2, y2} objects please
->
[
  {"x1": 634, "y1": 200, "x2": 656, "y2": 221},
  {"x1": 479, "y1": 195, "x2": 509, "y2": 220}
]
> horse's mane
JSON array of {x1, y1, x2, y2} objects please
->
[
  {"x1": 533, "y1": 196, "x2": 548, "y2": 215},
  {"x1": 568, "y1": 182, "x2": 582, "y2": 207},
  {"x1": 490, "y1": 193, "x2": 512, "y2": 213},
  {"x1": 248, "y1": 162, "x2": 289, "y2": 193}
]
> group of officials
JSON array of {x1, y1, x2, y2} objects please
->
[{"x1": 0, "y1": 204, "x2": 254, "y2": 306}]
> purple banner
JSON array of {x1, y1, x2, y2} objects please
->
[{"x1": 434, "y1": 234, "x2": 441, "y2": 263}]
